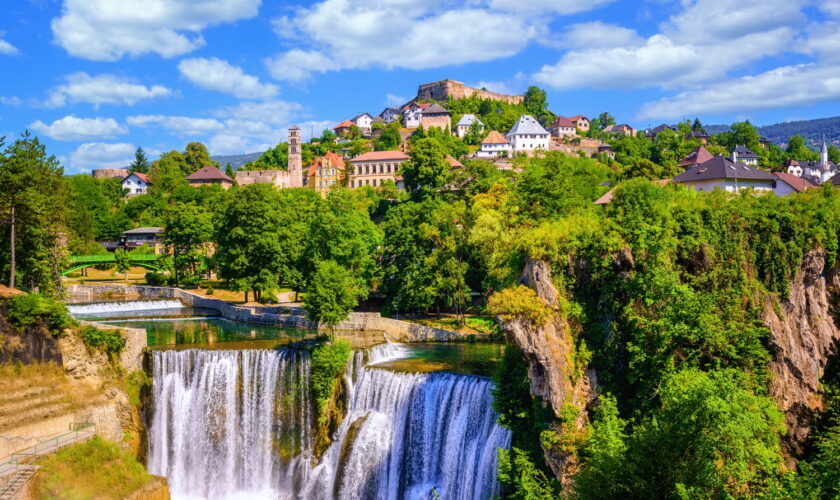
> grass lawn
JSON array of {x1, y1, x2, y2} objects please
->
[
  {"x1": 35, "y1": 436, "x2": 152, "y2": 500},
  {"x1": 408, "y1": 315, "x2": 501, "y2": 336}
]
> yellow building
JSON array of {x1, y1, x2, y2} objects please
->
[{"x1": 307, "y1": 152, "x2": 346, "y2": 196}]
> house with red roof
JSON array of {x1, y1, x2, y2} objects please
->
[
  {"x1": 773, "y1": 172, "x2": 816, "y2": 196},
  {"x1": 475, "y1": 130, "x2": 512, "y2": 158},
  {"x1": 121, "y1": 172, "x2": 152, "y2": 196},
  {"x1": 569, "y1": 115, "x2": 590, "y2": 132},
  {"x1": 307, "y1": 152, "x2": 346, "y2": 196},
  {"x1": 548, "y1": 116, "x2": 576, "y2": 137},
  {"x1": 186, "y1": 165, "x2": 234, "y2": 189},
  {"x1": 678, "y1": 146, "x2": 714, "y2": 169},
  {"x1": 333, "y1": 120, "x2": 354, "y2": 137},
  {"x1": 348, "y1": 150, "x2": 410, "y2": 189}
]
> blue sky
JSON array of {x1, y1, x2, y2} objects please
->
[{"x1": 1, "y1": 0, "x2": 839, "y2": 174}]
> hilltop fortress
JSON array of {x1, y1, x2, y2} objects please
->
[{"x1": 415, "y1": 79, "x2": 524, "y2": 105}]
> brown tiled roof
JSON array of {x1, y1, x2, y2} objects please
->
[
  {"x1": 551, "y1": 116, "x2": 575, "y2": 128},
  {"x1": 773, "y1": 172, "x2": 815, "y2": 192},
  {"x1": 334, "y1": 120, "x2": 353, "y2": 129},
  {"x1": 125, "y1": 172, "x2": 152, "y2": 183},
  {"x1": 350, "y1": 150, "x2": 410, "y2": 162},
  {"x1": 446, "y1": 156, "x2": 464, "y2": 169},
  {"x1": 569, "y1": 115, "x2": 588, "y2": 122},
  {"x1": 678, "y1": 146, "x2": 714, "y2": 168},
  {"x1": 481, "y1": 130, "x2": 508, "y2": 145},
  {"x1": 186, "y1": 165, "x2": 233, "y2": 181},
  {"x1": 309, "y1": 152, "x2": 346, "y2": 177}
]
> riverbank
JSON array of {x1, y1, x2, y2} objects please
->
[{"x1": 66, "y1": 284, "x2": 474, "y2": 343}]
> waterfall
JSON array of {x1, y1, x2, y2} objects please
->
[
  {"x1": 303, "y1": 368, "x2": 511, "y2": 500},
  {"x1": 148, "y1": 345, "x2": 511, "y2": 500},
  {"x1": 68, "y1": 299, "x2": 184, "y2": 315},
  {"x1": 147, "y1": 349, "x2": 313, "y2": 499}
]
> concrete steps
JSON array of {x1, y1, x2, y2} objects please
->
[
  {"x1": 0, "y1": 465, "x2": 39, "y2": 500},
  {"x1": 0, "y1": 386, "x2": 73, "y2": 434}
]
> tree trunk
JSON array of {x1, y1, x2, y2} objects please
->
[
  {"x1": 9, "y1": 204, "x2": 15, "y2": 289},
  {"x1": 244, "y1": 290, "x2": 249, "y2": 303}
]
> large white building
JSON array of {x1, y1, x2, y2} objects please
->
[
  {"x1": 506, "y1": 115, "x2": 550, "y2": 154},
  {"x1": 455, "y1": 114, "x2": 484, "y2": 138}
]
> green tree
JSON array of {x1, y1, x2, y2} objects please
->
[
  {"x1": 303, "y1": 260, "x2": 361, "y2": 333},
  {"x1": 114, "y1": 249, "x2": 131, "y2": 282},
  {"x1": 828, "y1": 144, "x2": 840, "y2": 164},
  {"x1": 163, "y1": 202, "x2": 213, "y2": 285},
  {"x1": 400, "y1": 137, "x2": 452, "y2": 200},
  {"x1": 0, "y1": 132, "x2": 67, "y2": 292},
  {"x1": 785, "y1": 135, "x2": 814, "y2": 160},
  {"x1": 128, "y1": 147, "x2": 150, "y2": 174},
  {"x1": 224, "y1": 163, "x2": 235, "y2": 179},
  {"x1": 183, "y1": 142, "x2": 214, "y2": 174},
  {"x1": 374, "y1": 122, "x2": 401, "y2": 151},
  {"x1": 523, "y1": 86, "x2": 549, "y2": 121}
]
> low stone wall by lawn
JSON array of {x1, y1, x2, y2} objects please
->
[{"x1": 66, "y1": 285, "x2": 466, "y2": 342}]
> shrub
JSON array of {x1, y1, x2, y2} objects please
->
[
  {"x1": 205, "y1": 286, "x2": 214, "y2": 295},
  {"x1": 180, "y1": 275, "x2": 201, "y2": 288},
  {"x1": 7, "y1": 294, "x2": 75, "y2": 334},
  {"x1": 78, "y1": 325, "x2": 126, "y2": 355},
  {"x1": 144, "y1": 272, "x2": 166, "y2": 286},
  {"x1": 488, "y1": 285, "x2": 552, "y2": 326},
  {"x1": 310, "y1": 339, "x2": 352, "y2": 417}
]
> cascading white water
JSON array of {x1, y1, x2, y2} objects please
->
[
  {"x1": 147, "y1": 349, "x2": 313, "y2": 499},
  {"x1": 68, "y1": 299, "x2": 184, "y2": 315},
  {"x1": 148, "y1": 343, "x2": 511, "y2": 500},
  {"x1": 303, "y1": 368, "x2": 512, "y2": 500}
]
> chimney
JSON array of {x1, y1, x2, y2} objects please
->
[{"x1": 731, "y1": 147, "x2": 738, "y2": 163}]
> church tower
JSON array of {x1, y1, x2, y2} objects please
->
[{"x1": 288, "y1": 125, "x2": 303, "y2": 187}]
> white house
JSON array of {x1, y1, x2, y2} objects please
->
[
  {"x1": 731, "y1": 145, "x2": 759, "y2": 166},
  {"x1": 548, "y1": 116, "x2": 576, "y2": 137},
  {"x1": 121, "y1": 172, "x2": 151, "y2": 196},
  {"x1": 455, "y1": 114, "x2": 484, "y2": 138},
  {"x1": 673, "y1": 155, "x2": 775, "y2": 193},
  {"x1": 351, "y1": 113, "x2": 374, "y2": 132},
  {"x1": 379, "y1": 107, "x2": 402, "y2": 124},
  {"x1": 773, "y1": 172, "x2": 815, "y2": 196},
  {"x1": 476, "y1": 130, "x2": 512, "y2": 158},
  {"x1": 403, "y1": 103, "x2": 429, "y2": 128},
  {"x1": 506, "y1": 115, "x2": 550, "y2": 154}
]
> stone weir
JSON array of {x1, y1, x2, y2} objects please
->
[{"x1": 66, "y1": 284, "x2": 466, "y2": 343}]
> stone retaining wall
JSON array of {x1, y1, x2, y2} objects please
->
[{"x1": 66, "y1": 285, "x2": 465, "y2": 342}]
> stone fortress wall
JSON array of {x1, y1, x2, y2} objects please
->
[{"x1": 416, "y1": 79, "x2": 524, "y2": 105}]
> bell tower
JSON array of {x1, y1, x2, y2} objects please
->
[{"x1": 288, "y1": 125, "x2": 302, "y2": 187}]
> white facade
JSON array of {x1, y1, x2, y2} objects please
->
[
  {"x1": 506, "y1": 115, "x2": 550, "y2": 154},
  {"x1": 786, "y1": 164, "x2": 803, "y2": 177},
  {"x1": 381, "y1": 108, "x2": 401, "y2": 124},
  {"x1": 455, "y1": 114, "x2": 484, "y2": 138},
  {"x1": 403, "y1": 105, "x2": 423, "y2": 128},
  {"x1": 351, "y1": 113, "x2": 373, "y2": 131},
  {"x1": 680, "y1": 179, "x2": 774, "y2": 193},
  {"x1": 553, "y1": 125, "x2": 576, "y2": 137},
  {"x1": 121, "y1": 173, "x2": 149, "y2": 195},
  {"x1": 476, "y1": 142, "x2": 512, "y2": 158}
]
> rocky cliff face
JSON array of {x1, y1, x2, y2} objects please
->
[
  {"x1": 499, "y1": 260, "x2": 597, "y2": 482},
  {"x1": 762, "y1": 249, "x2": 840, "y2": 457}
]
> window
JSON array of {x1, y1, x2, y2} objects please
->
[{"x1": 350, "y1": 180, "x2": 355, "y2": 188}]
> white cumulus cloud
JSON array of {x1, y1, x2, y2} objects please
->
[
  {"x1": 488, "y1": 0, "x2": 614, "y2": 14},
  {"x1": 51, "y1": 0, "x2": 262, "y2": 61},
  {"x1": 266, "y1": 2, "x2": 540, "y2": 81},
  {"x1": 30, "y1": 115, "x2": 127, "y2": 141},
  {"x1": 639, "y1": 63, "x2": 840, "y2": 119},
  {"x1": 0, "y1": 35, "x2": 18, "y2": 55},
  {"x1": 178, "y1": 57, "x2": 278, "y2": 99},
  {"x1": 44, "y1": 72, "x2": 173, "y2": 108},
  {"x1": 70, "y1": 142, "x2": 136, "y2": 170}
]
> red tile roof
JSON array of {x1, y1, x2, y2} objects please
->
[
  {"x1": 551, "y1": 116, "x2": 575, "y2": 128},
  {"x1": 569, "y1": 115, "x2": 588, "y2": 122},
  {"x1": 186, "y1": 165, "x2": 233, "y2": 182},
  {"x1": 334, "y1": 120, "x2": 353, "y2": 129},
  {"x1": 126, "y1": 172, "x2": 151, "y2": 183},
  {"x1": 678, "y1": 146, "x2": 714, "y2": 168},
  {"x1": 308, "y1": 152, "x2": 346, "y2": 177},
  {"x1": 349, "y1": 150, "x2": 410, "y2": 162},
  {"x1": 773, "y1": 172, "x2": 815, "y2": 193},
  {"x1": 446, "y1": 156, "x2": 464, "y2": 169},
  {"x1": 481, "y1": 130, "x2": 508, "y2": 145}
]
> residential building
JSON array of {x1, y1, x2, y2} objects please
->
[
  {"x1": 455, "y1": 114, "x2": 484, "y2": 138},
  {"x1": 348, "y1": 150, "x2": 409, "y2": 189},
  {"x1": 678, "y1": 146, "x2": 714, "y2": 169},
  {"x1": 773, "y1": 172, "x2": 815, "y2": 196},
  {"x1": 548, "y1": 116, "x2": 576, "y2": 137},
  {"x1": 122, "y1": 227, "x2": 164, "y2": 253},
  {"x1": 186, "y1": 165, "x2": 234, "y2": 189},
  {"x1": 784, "y1": 159, "x2": 803, "y2": 177},
  {"x1": 121, "y1": 172, "x2": 151, "y2": 195},
  {"x1": 351, "y1": 113, "x2": 374, "y2": 132},
  {"x1": 307, "y1": 152, "x2": 346, "y2": 196},
  {"x1": 333, "y1": 120, "x2": 354, "y2": 137},
  {"x1": 420, "y1": 103, "x2": 451, "y2": 131},
  {"x1": 795, "y1": 142, "x2": 837, "y2": 183},
  {"x1": 731, "y1": 145, "x2": 759, "y2": 166},
  {"x1": 570, "y1": 115, "x2": 590, "y2": 132},
  {"x1": 645, "y1": 124, "x2": 676, "y2": 137},
  {"x1": 379, "y1": 107, "x2": 402, "y2": 124},
  {"x1": 506, "y1": 115, "x2": 550, "y2": 154},
  {"x1": 476, "y1": 130, "x2": 512, "y2": 158},
  {"x1": 603, "y1": 124, "x2": 636, "y2": 137},
  {"x1": 403, "y1": 102, "x2": 430, "y2": 128},
  {"x1": 688, "y1": 130, "x2": 709, "y2": 144},
  {"x1": 597, "y1": 143, "x2": 615, "y2": 159},
  {"x1": 673, "y1": 155, "x2": 775, "y2": 192}
]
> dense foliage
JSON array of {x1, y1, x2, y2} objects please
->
[
  {"x1": 6, "y1": 293, "x2": 75, "y2": 334},
  {"x1": 309, "y1": 339, "x2": 352, "y2": 418},
  {"x1": 78, "y1": 325, "x2": 126, "y2": 355}
]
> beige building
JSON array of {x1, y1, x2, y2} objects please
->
[
  {"x1": 307, "y1": 152, "x2": 346, "y2": 196},
  {"x1": 420, "y1": 103, "x2": 451, "y2": 131},
  {"x1": 348, "y1": 150, "x2": 409, "y2": 189}
]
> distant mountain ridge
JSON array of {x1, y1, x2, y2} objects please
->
[
  {"x1": 210, "y1": 152, "x2": 263, "y2": 169},
  {"x1": 705, "y1": 116, "x2": 840, "y2": 147}
]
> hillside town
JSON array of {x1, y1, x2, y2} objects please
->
[{"x1": 92, "y1": 79, "x2": 840, "y2": 203}]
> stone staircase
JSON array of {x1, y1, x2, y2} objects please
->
[
  {"x1": 0, "y1": 465, "x2": 39, "y2": 500},
  {"x1": 0, "y1": 385, "x2": 74, "y2": 435}
]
